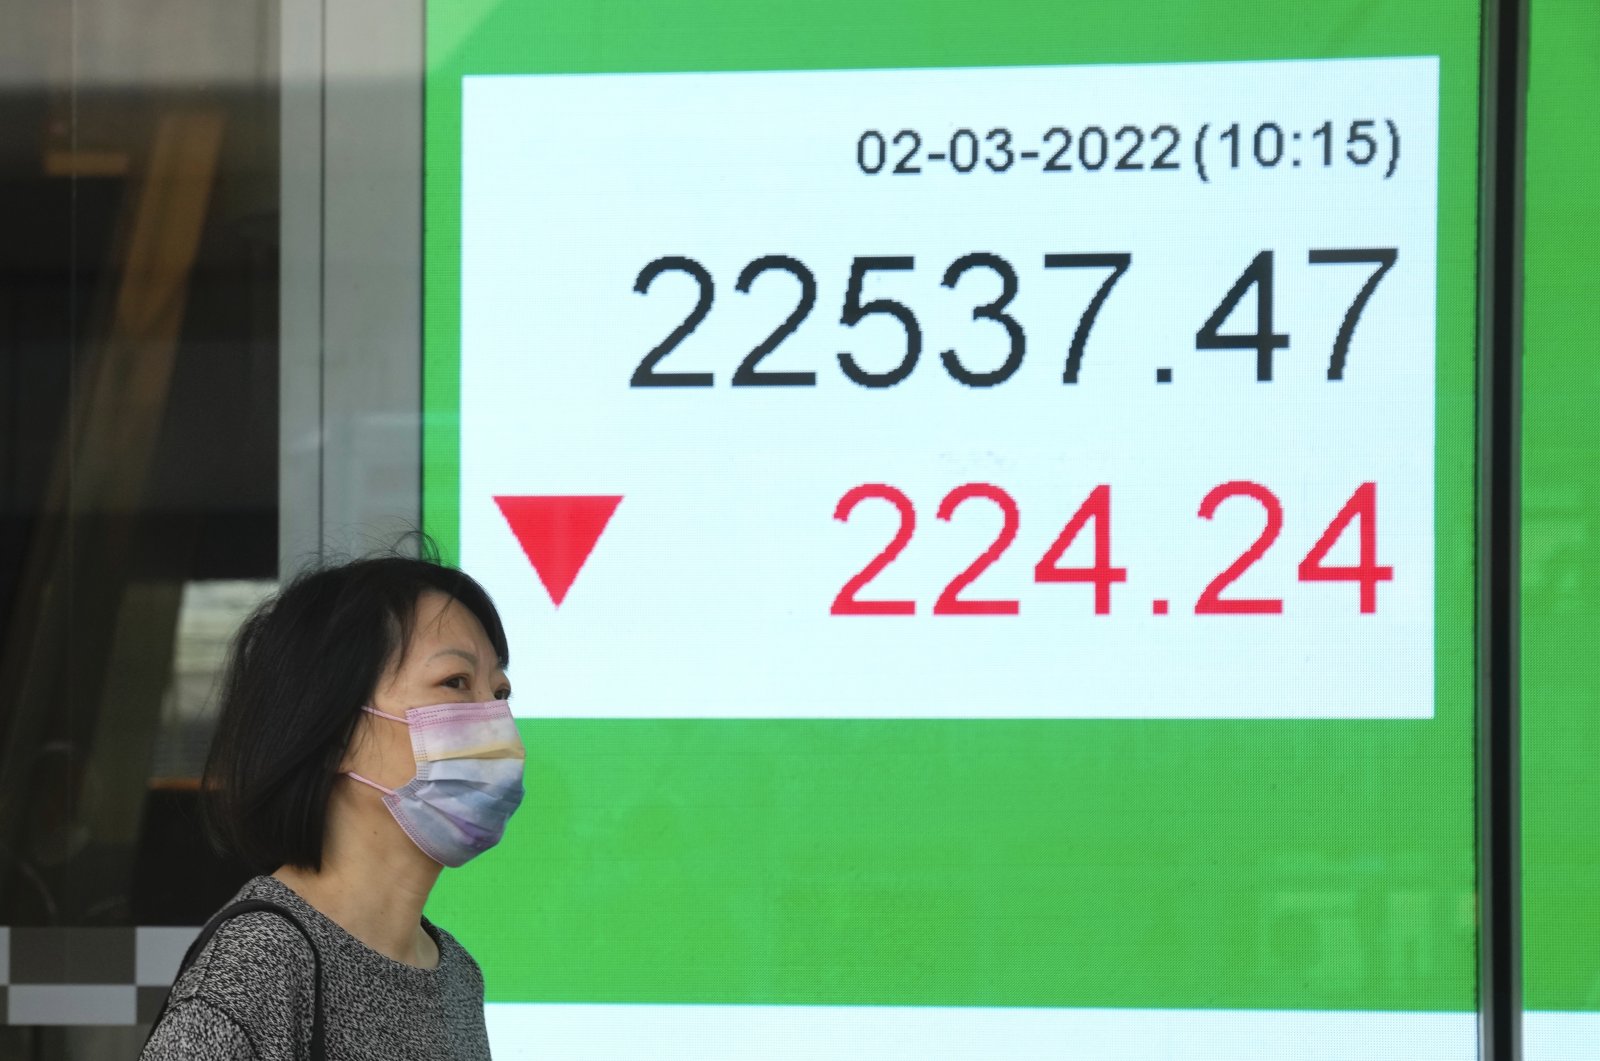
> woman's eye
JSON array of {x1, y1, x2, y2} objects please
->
[{"x1": 443, "y1": 675, "x2": 469, "y2": 690}]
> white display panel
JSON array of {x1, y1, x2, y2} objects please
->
[
  {"x1": 459, "y1": 58, "x2": 1439, "y2": 719},
  {"x1": 1526, "y1": 1013, "x2": 1600, "y2": 1061},
  {"x1": 485, "y1": 1004, "x2": 1477, "y2": 1061}
]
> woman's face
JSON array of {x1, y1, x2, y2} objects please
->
[{"x1": 341, "y1": 590, "x2": 513, "y2": 790}]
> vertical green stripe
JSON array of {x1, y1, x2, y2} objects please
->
[{"x1": 1520, "y1": 0, "x2": 1600, "y2": 1014}]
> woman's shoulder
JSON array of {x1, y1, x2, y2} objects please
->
[
  {"x1": 167, "y1": 878, "x2": 319, "y2": 1018},
  {"x1": 145, "y1": 880, "x2": 319, "y2": 1060}
]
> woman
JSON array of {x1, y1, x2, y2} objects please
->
[{"x1": 142, "y1": 555, "x2": 525, "y2": 1060}]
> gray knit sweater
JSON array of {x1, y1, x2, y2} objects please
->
[{"x1": 141, "y1": 874, "x2": 493, "y2": 1060}]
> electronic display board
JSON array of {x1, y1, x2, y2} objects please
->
[{"x1": 423, "y1": 3, "x2": 1481, "y2": 1057}]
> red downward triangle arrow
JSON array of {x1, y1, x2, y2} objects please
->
[{"x1": 494, "y1": 495, "x2": 622, "y2": 608}]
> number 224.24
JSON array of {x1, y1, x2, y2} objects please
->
[{"x1": 831, "y1": 481, "x2": 1392, "y2": 616}]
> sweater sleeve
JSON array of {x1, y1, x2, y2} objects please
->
[{"x1": 141, "y1": 997, "x2": 260, "y2": 1060}]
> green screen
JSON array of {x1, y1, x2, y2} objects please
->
[
  {"x1": 423, "y1": 2, "x2": 1482, "y2": 1055},
  {"x1": 1522, "y1": 0, "x2": 1600, "y2": 1050}
]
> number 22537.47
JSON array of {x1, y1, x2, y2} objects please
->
[
  {"x1": 831, "y1": 481, "x2": 1392, "y2": 617},
  {"x1": 632, "y1": 249, "x2": 1397, "y2": 389}
]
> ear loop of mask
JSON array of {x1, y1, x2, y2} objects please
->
[{"x1": 345, "y1": 706, "x2": 411, "y2": 796}]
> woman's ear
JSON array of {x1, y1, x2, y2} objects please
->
[
  {"x1": 337, "y1": 706, "x2": 413, "y2": 784},
  {"x1": 336, "y1": 712, "x2": 373, "y2": 774}
]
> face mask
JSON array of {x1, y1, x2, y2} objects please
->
[{"x1": 345, "y1": 699, "x2": 526, "y2": 867}]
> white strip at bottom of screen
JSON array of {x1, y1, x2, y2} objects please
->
[
  {"x1": 485, "y1": 1004, "x2": 1479, "y2": 1060},
  {"x1": 1526, "y1": 1013, "x2": 1600, "y2": 1061}
]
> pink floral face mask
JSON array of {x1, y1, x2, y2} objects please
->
[{"x1": 345, "y1": 699, "x2": 525, "y2": 867}]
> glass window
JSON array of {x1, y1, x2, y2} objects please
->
[{"x1": 0, "y1": 1, "x2": 277, "y2": 1053}]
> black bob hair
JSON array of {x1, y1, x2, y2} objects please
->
[{"x1": 202, "y1": 551, "x2": 509, "y2": 873}]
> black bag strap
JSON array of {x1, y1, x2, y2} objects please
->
[{"x1": 143, "y1": 898, "x2": 325, "y2": 1061}]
